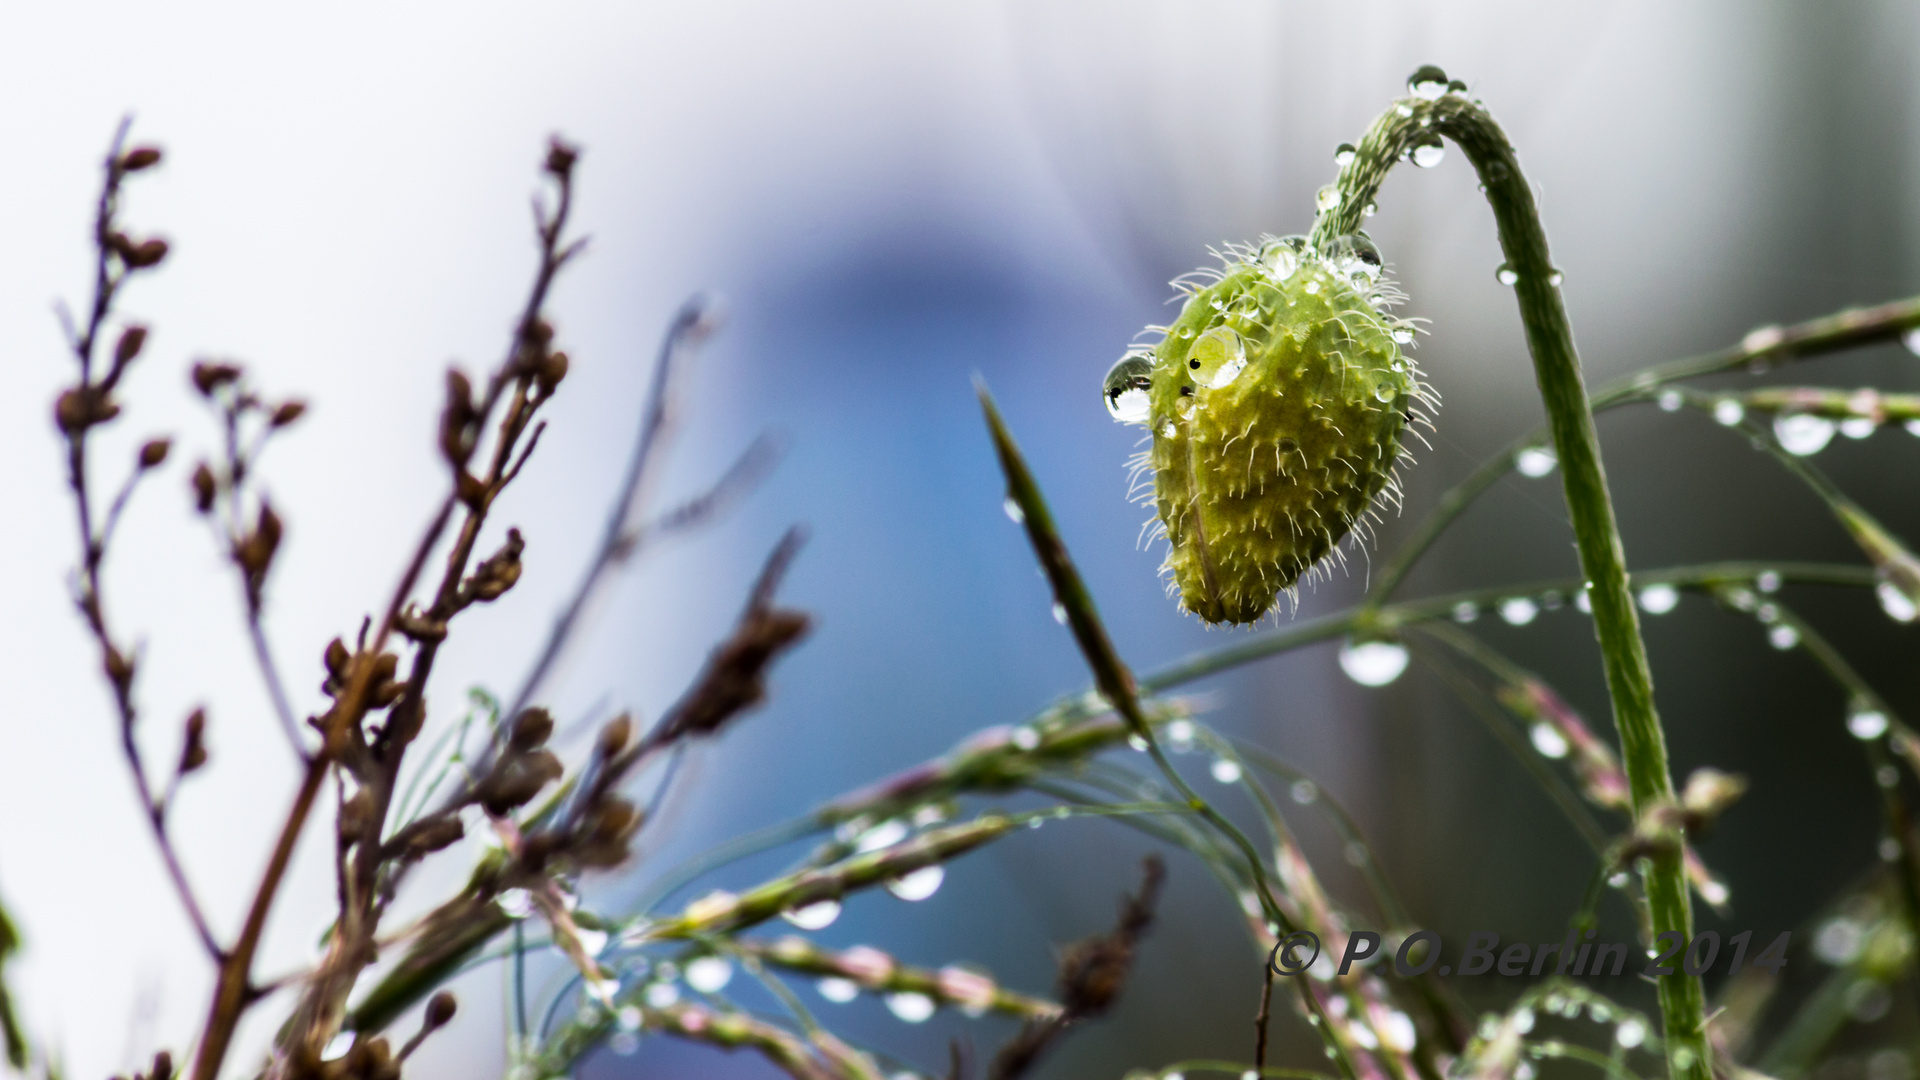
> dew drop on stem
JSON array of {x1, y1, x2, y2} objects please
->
[
  {"x1": 1316, "y1": 185, "x2": 1343, "y2": 212},
  {"x1": 885, "y1": 992, "x2": 936, "y2": 1023},
  {"x1": 1757, "y1": 570, "x2": 1782, "y2": 593},
  {"x1": 686, "y1": 955, "x2": 734, "y2": 993},
  {"x1": 1010, "y1": 725, "x2": 1041, "y2": 750},
  {"x1": 817, "y1": 977, "x2": 859, "y2": 1003},
  {"x1": 1848, "y1": 703, "x2": 1890, "y2": 740},
  {"x1": 1775, "y1": 413, "x2": 1836, "y2": 455},
  {"x1": 1878, "y1": 580, "x2": 1919, "y2": 623},
  {"x1": 1409, "y1": 138, "x2": 1446, "y2": 168},
  {"x1": 1841, "y1": 416, "x2": 1876, "y2": 439},
  {"x1": 1002, "y1": 498, "x2": 1025, "y2": 524},
  {"x1": 1210, "y1": 758, "x2": 1243, "y2": 784},
  {"x1": 1290, "y1": 779, "x2": 1318, "y2": 805},
  {"x1": 1334, "y1": 142, "x2": 1357, "y2": 166},
  {"x1": 1658, "y1": 389, "x2": 1683, "y2": 412},
  {"x1": 1496, "y1": 264, "x2": 1519, "y2": 286},
  {"x1": 1498, "y1": 597, "x2": 1539, "y2": 625},
  {"x1": 1051, "y1": 602, "x2": 1068, "y2": 625},
  {"x1": 885, "y1": 865, "x2": 945, "y2": 902},
  {"x1": 1713, "y1": 398, "x2": 1745, "y2": 426},
  {"x1": 783, "y1": 898, "x2": 842, "y2": 930},
  {"x1": 1452, "y1": 601, "x2": 1479, "y2": 623},
  {"x1": 1338, "y1": 639, "x2": 1409, "y2": 686},
  {"x1": 1768, "y1": 623, "x2": 1800, "y2": 650},
  {"x1": 1904, "y1": 326, "x2": 1920, "y2": 356},
  {"x1": 1407, "y1": 64, "x2": 1449, "y2": 99},
  {"x1": 1102, "y1": 355, "x2": 1153, "y2": 423},
  {"x1": 1637, "y1": 583, "x2": 1679, "y2": 615},
  {"x1": 1515, "y1": 446, "x2": 1557, "y2": 478}
]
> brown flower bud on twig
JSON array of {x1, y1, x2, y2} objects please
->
[
  {"x1": 535, "y1": 350, "x2": 569, "y2": 395},
  {"x1": 270, "y1": 401, "x2": 307, "y2": 427},
  {"x1": 115, "y1": 325, "x2": 148, "y2": 366},
  {"x1": 119, "y1": 146, "x2": 163, "y2": 172},
  {"x1": 54, "y1": 387, "x2": 120, "y2": 432},
  {"x1": 439, "y1": 369, "x2": 477, "y2": 466},
  {"x1": 597, "y1": 714, "x2": 633, "y2": 759},
  {"x1": 138, "y1": 438, "x2": 171, "y2": 469},
  {"x1": 571, "y1": 797, "x2": 643, "y2": 868},
  {"x1": 463, "y1": 528, "x2": 524, "y2": 603},
  {"x1": 476, "y1": 748, "x2": 563, "y2": 817},
  {"x1": 111, "y1": 233, "x2": 169, "y2": 269},
  {"x1": 191, "y1": 362, "x2": 241, "y2": 397},
  {"x1": 402, "y1": 816, "x2": 464, "y2": 858},
  {"x1": 103, "y1": 645, "x2": 134, "y2": 690},
  {"x1": 179, "y1": 708, "x2": 208, "y2": 775},
  {"x1": 234, "y1": 501, "x2": 284, "y2": 598},
  {"x1": 424, "y1": 990, "x2": 457, "y2": 1028}
]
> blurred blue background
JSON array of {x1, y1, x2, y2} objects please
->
[{"x1": 2, "y1": 3, "x2": 1918, "y2": 1078}]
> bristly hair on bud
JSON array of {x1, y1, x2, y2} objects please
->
[{"x1": 1107, "y1": 232, "x2": 1437, "y2": 625}]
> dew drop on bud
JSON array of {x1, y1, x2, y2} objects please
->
[
  {"x1": 1189, "y1": 327, "x2": 1248, "y2": 389},
  {"x1": 1102, "y1": 355, "x2": 1153, "y2": 423},
  {"x1": 1498, "y1": 597, "x2": 1539, "y2": 626},
  {"x1": 782, "y1": 898, "x2": 842, "y2": 930},
  {"x1": 885, "y1": 865, "x2": 946, "y2": 902},
  {"x1": 1261, "y1": 236, "x2": 1305, "y2": 280},
  {"x1": 1774, "y1": 413, "x2": 1836, "y2": 456},
  {"x1": 1011, "y1": 725, "x2": 1041, "y2": 750},
  {"x1": 1637, "y1": 583, "x2": 1680, "y2": 614},
  {"x1": 1334, "y1": 142, "x2": 1357, "y2": 166},
  {"x1": 1515, "y1": 446, "x2": 1557, "y2": 478},
  {"x1": 1529, "y1": 722, "x2": 1570, "y2": 759},
  {"x1": 1407, "y1": 64, "x2": 1449, "y2": 100},
  {"x1": 1391, "y1": 326, "x2": 1414, "y2": 345},
  {"x1": 1496, "y1": 264, "x2": 1518, "y2": 286},
  {"x1": 1338, "y1": 639, "x2": 1409, "y2": 687}
]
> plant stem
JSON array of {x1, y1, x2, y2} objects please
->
[{"x1": 1315, "y1": 89, "x2": 1707, "y2": 1080}]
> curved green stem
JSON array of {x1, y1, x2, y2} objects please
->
[{"x1": 1317, "y1": 87, "x2": 1705, "y2": 1080}]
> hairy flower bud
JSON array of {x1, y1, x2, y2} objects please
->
[{"x1": 1112, "y1": 234, "x2": 1432, "y2": 624}]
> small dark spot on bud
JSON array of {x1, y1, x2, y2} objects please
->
[{"x1": 1179, "y1": 386, "x2": 1193, "y2": 397}]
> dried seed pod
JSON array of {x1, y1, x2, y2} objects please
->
[
  {"x1": 439, "y1": 369, "x2": 478, "y2": 466},
  {"x1": 115, "y1": 236, "x2": 169, "y2": 269},
  {"x1": 477, "y1": 748, "x2": 562, "y2": 816},
  {"x1": 191, "y1": 463, "x2": 217, "y2": 512},
  {"x1": 191, "y1": 362, "x2": 241, "y2": 396},
  {"x1": 466, "y1": 528, "x2": 524, "y2": 602},
  {"x1": 120, "y1": 146, "x2": 163, "y2": 172},
  {"x1": 509, "y1": 706, "x2": 553, "y2": 751},
  {"x1": 1119, "y1": 234, "x2": 1433, "y2": 624},
  {"x1": 115, "y1": 325, "x2": 148, "y2": 366},
  {"x1": 402, "y1": 816, "x2": 464, "y2": 857},
  {"x1": 54, "y1": 387, "x2": 120, "y2": 432},
  {"x1": 179, "y1": 708, "x2": 208, "y2": 775},
  {"x1": 424, "y1": 990, "x2": 458, "y2": 1029},
  {"x1": 270, "y1": 401, "x2": 307, "y2": 427},
  {"x1": 597, "y1": 714, "x2": 633, "y2": 759},
  {"x1": 138, "y1": 438, "x2": 171, "y2": 468},
  {"x1": 535, "y1": 350, "x2": 569, "y2": 395}
]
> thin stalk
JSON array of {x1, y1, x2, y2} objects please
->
[{"x1": 1314, "y1": 87, "x2": 1705, "y2": 1080}]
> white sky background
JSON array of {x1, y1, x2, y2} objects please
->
[{"x1": 1, "y1": 2, "x2": 1911, "y2": 1079}]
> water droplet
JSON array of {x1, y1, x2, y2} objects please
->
[
  {"x1": 886, "y1": 865, "x2": 945, "y2": 902},
  {"x1": 1499, "y1": 597, "x2": 1539, "y2": 626},
  {"x1": 1904, "y1": 326, "x2": 1920, "y2": 356},
  {"x1": 857, "y1": 819, "x2": 909, "y2": 853},
  {"x1": 1842, "y1": 416, "x2": 1876, "y2": 439},
  {"x1": 1391, "y1": 325, "x2": 1414, "y2": 345},
  {"x1": 1879, "y1": 765, "x2": 1900, "y2": 788},
  {"x1": 1657, "y1": 389, "x2": 1683, "y2": 412},
  {"x1": 1011, "y1": 725, "x2": 1041, "y2": 751},
  {"x1": 1328, "y1": 233, "x2": 1384, "y2": 284},
  {"x1": 885, "y1": 991, "x2": 937, "y2": 1023},
  {"x1": 1291, "y1": 779, "x2": 1318, "y2": 804},
  {"x1": 912, "y1": 804, "x2": 947, "y2": 828},
  {"x1": 1190, "y1": 326, "x2": 1248, "y2": 389},
  {"x1": 1380, "y1": 1011, "x2": 1417, "y2": 1053},
  {"x1": 1339, "y1": 639, "x2": 1409, "y2": 686},
  {"x1": 1515, "y1": 446, "x2": 1557, "y2": 478},
  {"x1": 619, "y1": 1005, "x2": 644, "y2": 1032},
  {"x1": 1768, "y1": 623, "x2": 1800, "y2": 650},
  {"x1": 1530, "y1": 723, "x2": 1570, "y2": 759},
  {"x1": 1882, "y1": 839, "x2": 1905, "y2": 864},
  {"x1": 611, "y1": 1032, "x2": 641, "y2": 1056},
  {"x1": 1210, "y1": 758, "x2": 1243, "y2": 784},
  {"x1": 817, "y1": 976, "x2": 860, "y2": 1003},
  {"x1": 1260, "y1": 235, "x2": 1307, "y2": 280},
  {"x1": 1878, "y1": 580, "x2": 1919, "y2": 623},
  {"x1": 498, "y1": 888, "x2": 534, "y2": 919},
  {"x1": 1002, "y1": 498, "x2": 1025, "y2": 524},
  {"x1": 1408, "y1": 64, "x2": 1449, "y2": 99},
  {"x1": 1395, "y1": 103, "x2": 1414, "y2": 118},
  {"x1": 1615, "y1": 1019, "x2": 1646, "y2": 1048},
  {"x1": 1127, "y1": 734, "x2": 1149, "y2": 752},
  {"x1": 783, "y1": 898, "x2": 842, "y2": 930},
  {"x1": 1160, "y1": 421, "x2": 1176, "y2": 438},
  {"x1": 1496, "y1": 264, "x2": 1518, "y2": 286},
  {"x1": 646, "y1": 981, "x2": 681, "y2": 1008},
  {"x1": 1575, "y1": 588, "x2": 1592, "y2": 613},
  {"x1": 1513, "y1": 1008, "x2": 1537, "y2": 1034},
  {"x1": 1051, "y1": 602, "x2": 1068, "y2": 625},
  {"x1": 1451, "y1": 601, "x2": 1479, "y2": 623},
  {"x1": 1638, "y1": 584, "x2": 1680, "y2": 615},
  {"x1": 1334, "y1": 142, "x2": 1357, "y2": 166},
  {"x1": 1775, "y1": 413, "x2": 1836, "y2": 455},
  {"x1": 1816, "y1": 917, "x2": 1865, "y2": 964},
  {"x1": 1303, "y1": 279, "x2": 1321, "y2": 295},
  {"x1": 1315, "y1": 185, "x2": 1343, "y2": 212},
  {"x1": 686, "y1": 955, "x2": 734, "y2": 993},
  {"x1": 1608, "y1": 871, "x2": 1630, "y2": 888},
  {"x1": 1374, "y1": 382, "x2": 1398, "y2": 404},
  {"x1": 1849, "y1": 703, "x2": 1890, "y2": 740},
  {"x1": 1363, "y1": 202, "x2": 1378, "y2": 217},
  {"x1": 1410, "y1": 139, "x2": 1446, "y2": 168},
  {"x1": 1547, "y1": 271, "x2": 1564, "y2": 287},
  {"x1": 1102, "y1": 355, "x2": 1153, "y2": 423},
  {"x1": 1757, "y1": 570, "x2": 1782, "y2": 593},
  {"x1": 1711, "y1": 398, "x2": 1745, "y2": 426}
]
